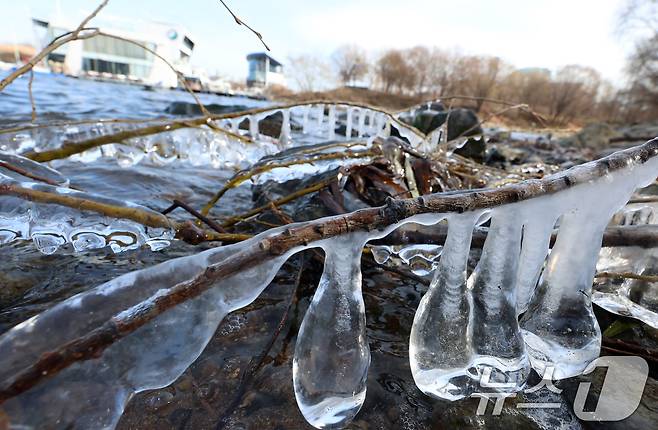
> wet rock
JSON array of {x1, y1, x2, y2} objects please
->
[
  {"x1": 335, "y1": 123, "x2": 359, "y2": 137},
  {"x1": 407, "y1": 107, "x2": 486, "y2": 162},
  {"x1": 486, "y1": 145, "x2": 531, "y2": 166},
  {"x1": 559, "y1": 123, "x2": 622, "y2": 149},
  {"x1": 453, "y1": 137, "x2": 487, "y2": 162},
  {"x1": 412, "y1": 108, "x2": 482, "y2": 140},
  {"x1": 417, "y1": 101, "x2": 447, "y2": 113},
  {"x1": 144, "y1": 390, "x2": 175, "y2": 413},
  {"x1": 165, "y1": 101, "x2": 248, "y2": 116},
  {"x1": 238, "y1": 111, "x2": 302, "y2": 138}
]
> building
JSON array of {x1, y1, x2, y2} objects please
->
[
  {"x1": 0, "y1": 44, "x2": 35, "y2": 66},
  {"x1": 246, "y1": 53, "x2": 285, "y2": 88},
  {"x1": 32, "y1": 15, "x2": 196, "y2": 88}
]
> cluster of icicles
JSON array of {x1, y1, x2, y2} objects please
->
[
  {"x1": 0, "y1": 153, "x2": 174, "y2": 254},
  {"x1": 0, "y1": 103, "x2": 441, "y2": 171},
  {"x1": 0, "y1": 140, "x2": 656, "y2": 429}
]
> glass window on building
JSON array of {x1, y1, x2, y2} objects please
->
[
  {"x1": 82, "y1": 58, "x2": 130, "y2": 75},
  {"x1": 83, "y1": 36, "x2": 154, "y2": 61}
]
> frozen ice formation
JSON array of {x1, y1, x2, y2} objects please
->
[
  {"x1": 0, "y1": 103, "x2": 436, "y2": 171},
  {"x1": 593, "y1": 200, "x2": 658, "y2": 328},
  {"x1": 0, "y1": 152, "x2": 70, "y2": 187},
  {"x1": 0, "y1": 139, "x2": 657, "y2": 429},
  {"x1": 294, "y1": 235, "x2": 370, "y2": 428},
  {"x1": 0, "y1": 172, "x2": 174, "y2": 254},
  {"x1": 0, "y1": 228, "x2": 293, "y2": 429},
  {"x1": 370, "y1": 243, "x2": 444, "y2": 276}
]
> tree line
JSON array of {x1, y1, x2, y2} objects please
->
[{"x1": 288, "y1": 1, "x2": 657, "y2": 126}]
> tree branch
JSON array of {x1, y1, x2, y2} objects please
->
[
  {"x1": 218, "y1": 0, "x2": 270, "y2": 51},
  {"x1": 0, "y1": 0, "x2": 109, "y2": 91}
]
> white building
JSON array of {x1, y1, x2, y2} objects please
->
[
  {"x1": 32, "y1": 15, "x2": 196, "y2": 88},
  {"x1": 246, "y1": 53, "x2": 285, "y2": 88}
]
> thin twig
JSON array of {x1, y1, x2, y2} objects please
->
[
  {"x1": 218, "y1": 0, "x2": 270, "y2": 51},
  {"x1": 21, "y1": 100, "x2": 422, "y2": 163},
  {"x1": 0, "y1": 160, "x2": 62, "y2": 187},
  {"x1": 0, "y1": 0, "x2": 109, "y2": 91},
  {"x1": 28, "y1": 71, "x2": 36, "y2": 123},
  {"x1": 162, "y1": 199, "x2": 227, "y2": 233},
  {"x1": 0, "y1": 181, "x2": 172, "y2": 229},
  {"x1": 596, "y1": 271, "x2": 658, "y2": 283},
  {"x1": 221, "y1": 176, "x2": 337, "y2": 228}
]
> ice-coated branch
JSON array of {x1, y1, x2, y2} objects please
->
[
  {"x1": 0, "y1": 138, "x2": 656, "y2": 405},
  {"x1": 0, "y1": 181, "x2": 172, "y2": 230},
  {"x1": 20, "y1": 101, "x2": 425, "y2": 163},
  {"x1": 201, "y1": 145, "x2": 378, "y2": 215}
]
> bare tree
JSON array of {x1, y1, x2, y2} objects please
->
[
  {"x1": 332, "y1": 45, "x2": 369, "y2": 86},
  {"x1": 617, "y1": 0, "x2": 658, "y2": 37},
  {"x1": 287, "y1": 54, "x2": 332, "y2": 92},
  {"x1": 376, "y1": 49, "x2": 414, "y2": 93},
  {"x1": 617, "y1": 0, "x2": 658, "y2": 121},
  {"x1": 549, "y1": 65, "x2": 601, "y2": 125},
  {"x1": 462, "y1": 56, "x2": 509, "y2": 112},
  {"x1": 406, "y1": 46, "x2": 432, "y2": 96},
  {"x1": 626, "y1": 34, "x2": 658, "y2": 119}
]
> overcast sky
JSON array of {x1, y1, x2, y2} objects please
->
[{"x1": 0, "y1": 0, "x2": 637, "y2": 85}]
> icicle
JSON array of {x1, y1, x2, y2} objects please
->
[
  {"x1": 302, "y1": 105, "x2": 310, "y2": 134},
  {"x1": 375, "y1": 113, "x2": 387, "y2": 135},
  {"x1": 357, "y1": 108, "x2": 366, "y2": 137},
  {"x1": 518, "y1": 158, "x2": 657, "y2": 379},
  {"x1": 368, "y1": 244, "x2": 443, "y2": 276},
  {"x1": 515, "y1": 203, "x2": 560, "y2": 314},
  {"x1": 429, "y1": 131, "x2": 440, "y2": 151},
  {"x1": 249, "y1": 114, "x2": 259, "y2": 140},
  {"x1": 230, "y1": 118, "x2": 240, "y2": 133},
  {"x1": 317, "y1": 104, "x2": 325, "y2": 131},
  {"x1": 367, "y1": 110, "x2": 376, "y2": 134},
  {"x1": 398, "y1": 244, "x2": 443, "y2": 276},
  {"x1": 520, "y1": 209, "x2": 607, "y2": 379},
  {"x1": 345, "y1": 108, "x2": 353, "y2": 139},
  {"x1": 326, "y1": 105, "x2": 337, "y2": 141},
  {"x1": 409, "y1": 213, "x2": 479, "y2": 400},
  {"x1": 469, "y1": 207, "x2": 530, "y2": 393},
  {"x1": 294, "y1": 234, "x2": 370, "y2": 429},
  {"x1": 279, "y1": 109, "x2": 291, "y2": 146}
]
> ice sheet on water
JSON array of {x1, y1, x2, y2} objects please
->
[{"x1": 0, "y1": 173, "x2": 174, "y2": 254}]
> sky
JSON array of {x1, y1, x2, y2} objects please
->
[{"x1": 0, "y1": 0, "x2": 638, "y2": 85}]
